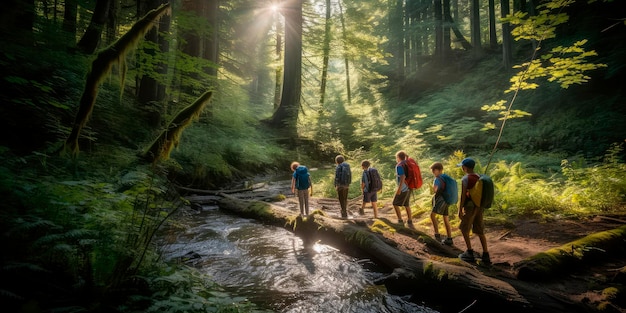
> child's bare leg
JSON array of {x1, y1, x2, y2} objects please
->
[{"x1": 372, "y1": 202, "x2": 378, "y2": 218}]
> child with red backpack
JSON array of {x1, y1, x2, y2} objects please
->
[{"x1": 393, "y1": 151, "x2": 413, "y2": 226}]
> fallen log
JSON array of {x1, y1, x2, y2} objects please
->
[
  {"x1": 514, "y1": 224, "x2": 626, "y2": 281},
  {"x1": 176, "y1": 182, "x2": 267, "y2": 195},
  {"x1": 215, "y1": 194, "x2": 544, "y2": 312}
]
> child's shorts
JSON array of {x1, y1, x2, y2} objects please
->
[
  {"x1": 432, "y1": 194, "x2": 449, "y2": 216},
  {"x1": 363, "y1": 191, "x2": 378, "y2": 203}
]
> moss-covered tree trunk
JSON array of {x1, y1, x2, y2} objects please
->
[
  {"x1": 142, "y1": 91, "x2": 212, "y2": 163},
  {"x1": 63, "y1": 3, "x2": 171, "y2": 156}
]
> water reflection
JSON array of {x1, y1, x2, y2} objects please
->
[{"x1": 161, "y1": 206, "x2": 437, "y2": 313}]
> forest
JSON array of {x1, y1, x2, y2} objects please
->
[{"x1": 0, "y1": 0, "x2": 625, "y2": 312}]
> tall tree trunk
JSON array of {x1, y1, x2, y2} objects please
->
[
  {"x1": 203, "y1": 0, "x2": 219, "y2": 78},
  {"x1": 105, "y1": 0, "x2": 118, "y2": 46},
  {"x1": 389, "y1": 0, "x2": 405, "y2": 93},
  {"x1": 406, "y1": 0, "x2": 421, "y2": 73},
  {"x1": 434, "y1": 0, "x2": 443, "y2": 62},
  {"x1": 77, "y1": 0, "x2": 113, "y2": 54},
  {"x1": 403, "y1": 2, "x2": 411, "y2": 74},
  {"x1": 442, "y1": 0, "x2": 452, "y2": 60},
  {"x1": 268, "y1": 0, "x2": 302, "y2": 138},
  {"x1": 319, "y1": 0, "x2": 331, "y2": 107},
  {"x1": 337, "y1": 0, "x2": 352, "y2": 105},
  {"x1": 452, "y1": 0, "x2": 459, "y2": 21},
  {"x1": 417, "y1": 0, "x2": 430, "y2": 68},
  {"x1": 501, "y1": 0, "x2": 513, "y2": 68},
  {"x1": 181, "y1": 0, "x2": 202, "y2": 57},
  {"x1": 421, "y1": 0, "x2": 430, "y2": 56},
  {"x1": 138, "y1": 0, "x2": 170, "y2": 127},
  {"x1": 447, "y1": 14, "x2": 472, "y2": 50},
  {"x1": 470, "y1": 0, "x2": 482, "y2": 57},
  {"x1": 1, "y1": 0, "x2": 35, "y2": 45},
  {"x1": 514, "y1": 0, "x2": 527, "y2": 13},
  {"x1": 488, "y1": 0, "x2": 497, "y2": 50},
  {"x1": 62, "y1": 0, "x2": 77, "y2": 40},
  {"x1": 274, "y1": 16, "x2": 283, "y2": 111}
]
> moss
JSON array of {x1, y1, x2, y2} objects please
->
[
  {"x1": 311, "y1": 209, "x2": 327, "y2": 217},
  {"x1": 346, "y1": 229, "x2": 376, "y2": 247},
  {"x1": 423, "y1": 261, "x2": 454, "y2": 282},
  {"x1": 602, "y1": 287, "x2": 619, "y2": 300},
  {"x1": 369, "y1": 219, "x2": 396, "y2": 234},
  {"x1": 516, "y1": 224, "x2": 626, "y2": 281},
  {"x1": 247, "y1": 201, "x2": 274, "y2": 220}
]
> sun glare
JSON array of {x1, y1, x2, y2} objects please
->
[{"x1": 270, "y1": 4, "x2": 280, "y2": 12}]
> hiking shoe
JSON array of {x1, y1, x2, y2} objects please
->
[
  {"x1": 359, "y1": 209, "x2": 365, "y2": 215},
  {"x1": 459, "y1": 250, "x2": 476, "y2": 262},
  {"x1": 397, "y1": 219, "x2": 404, "y2": 224},
  {"x1": 407, "y1": 220, "x2": 413, "y2": 226},
  {"x1": 442, "y1": 237, "x2": 453, "y2": 246},
  {"x1": 434, "y1": 234, "x2": 442, "y2": 241},
  {"x1": 481, "y1": 252, "x2": 491, "y2": 265}
]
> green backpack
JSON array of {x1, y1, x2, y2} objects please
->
[{"x1": 469, "y1": 174, "x2": 494, "y2": 209}]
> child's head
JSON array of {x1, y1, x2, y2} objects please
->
[
  {"x1": 430, "y1": 162, "x2": 443, "y2": 171},
  {"x1": 457, "y1": 158, "x2": 475, "y2": 170},
  {"x1": 335, "y1": 155, "x2": 345, "y2": 164},
  {"x1": 430, "y1": 162, "x2": 443, "y2": 176},
  {"x1": 395, "y1": 150, "x2": 407, "y2": 162},
  {"x1": 290, "y1": 161, "x2": 300, "y2": 171},
  {"x1": 361, "y1": 160, "x2": 371, "y2": 169}
]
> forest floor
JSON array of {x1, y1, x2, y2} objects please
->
[{"x1": 278, "y1": 194, "x2": 626, "y2": 312}]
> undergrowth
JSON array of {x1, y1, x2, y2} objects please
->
[{"x1": 0, "y1": 148, "x2": 259, "y2": 313}]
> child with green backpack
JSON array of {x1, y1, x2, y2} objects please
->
[{"x1": 457, "y1": 158, "x2": 490, "y2": 265}]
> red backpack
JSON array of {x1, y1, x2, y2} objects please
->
[{"x1": 402, "y1": 157, "x2": 423, "y2": 189}]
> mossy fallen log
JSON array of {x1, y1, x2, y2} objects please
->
[
  {"x1": 215, "y1": 194, "x2": 538, "y2": 312},
  {"x1": 515, "y1": 224, "x2": 626, "y2": 281}
]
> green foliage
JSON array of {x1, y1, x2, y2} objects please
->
[
  {"x1": 416, "y1": 148, "x2": 626, "y2": 219},
  {"x1": 485, "y1": 0, "x2": 607, "y2": 132},
  {"x1": 171, "y1": 116, "x2": 286, "y2": 188},
  {"x1": 561, "y1": 143, "x2": 626, "y2": 212},
  {"x1": 0, "y1": 151, "x2": 197, "y2": 312},
  {"x1": 147, "y1": 266, "x2": 262, "y2": 313}
]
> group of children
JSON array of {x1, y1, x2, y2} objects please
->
[{"x1": 290, "y1": 154, "x2": 490, "y2": 264}]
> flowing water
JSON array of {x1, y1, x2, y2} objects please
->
[{"x1": 160, "y1": 205, "x2": 438, "y2": 313}]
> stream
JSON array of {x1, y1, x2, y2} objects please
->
[{"x1": 160, "y1": 205, "x2": 439, "y2": 313}]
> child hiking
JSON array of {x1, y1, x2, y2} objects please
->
[
  {"x1": 291, "y1": 161, "x2": 312, "y2": 217},
  {"x1": 429, "y1": 162, "x2": 454, "y2": 245},
  {"x1": 393, "y1": 151, "x2": 413, "y2": 226},
  {"x1": 457, "y1": 158, "x2": 490, "y2": 265},
  {"x1": 360, "y1": 160, "x2": 381, "y2": 218},
  {"x1": 334, "y1": 155, "x2": 352, "y2": 219}
]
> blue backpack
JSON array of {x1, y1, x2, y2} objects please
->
[
  {"x1": 336, "y1": 163, "x2": 351, "y2": 186},
  {"x1": 437, "y1": 173, "x2": 458, "y2": 205},
  {"x1": 294, "y1": 165, "x2": 310, "y2": 190}
]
